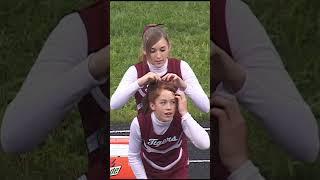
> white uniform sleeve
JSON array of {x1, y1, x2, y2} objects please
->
[
  {"x1": 181, "y1": 112, "x2": 210, "y2": 150},
  {"x1": 222, "y1": 0, "x2": 319, "y2": 162},
  {"x1": 110, "y1": 66, "x2": 141, "y2": 110},
  {"x1": 181, "y1": 61, "x2": 210, "y2": 113},
  {"x1": 1, "y1": 13, "x2": 102, "y2": 153},
  {"x1": 128, "y1": 118, "x2": 148, "y2": 179},
  {"x1": 228, "y1": 160, "x2": 265, "y2": 180}
]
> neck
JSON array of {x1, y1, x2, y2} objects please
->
[
  {"x1": 147, "y1": 59, "x2": 168, "y2": 74},
  {"x1": 152, "y1": 112, "x2": 172, "y2": 124}
]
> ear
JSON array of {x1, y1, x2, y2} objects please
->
[
  {"x1": 150, "y1": 102, "x2": 156, "y2": 111},
  {"x1": 143, "y1": 50, "x2": 147, "y2": 56}
]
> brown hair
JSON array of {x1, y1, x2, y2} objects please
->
[
  {"x1": 139, "y1": 24, "x2": 170, "y2": 62},
  {"x1": 141, "y1": 80, "x2": 178, "y2": 114}
]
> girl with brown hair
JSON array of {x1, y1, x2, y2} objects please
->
[{"x1": 110, "y1": 24, "x2": 210, "y2": 114}]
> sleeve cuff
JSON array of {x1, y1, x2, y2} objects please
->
[
  {"x1": 134, "y1": 80, "x2": 142, "y2": 89},
  {"x1": 228, "y1": 160, "x2": 263, "y2": 180},
  {"x1": 181, "y1": 112, "x2": 192, "y2": 121}
]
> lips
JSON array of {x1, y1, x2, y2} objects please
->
[
  {"x1": 164, "y1": 112, "x2": 173, "y2": 116},
  {"x1": 155, "y1": 60, "x2": 164, "y2": 64}
]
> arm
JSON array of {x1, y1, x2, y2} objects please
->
[
  {"x1": 110, "y1": 66, "x2": 140, "y2": 110},
  {"x1": 175, "y1": 91, "x2": 210, "y2": 150},
  {"x1": 181, "y1": 112, "x2": 210, "y2": 150},
  {"x1": 222, "y1": 0, "x2": 319, "y2": 162},
  {"x1": 110, "y1": 69, "x2": 161, "y2": 110},
  {"x1": 228, "y1": 160, "x2": 265, "y2": 180},
  {"x1": 180, "y1": 60, "x2": 210, "y2": 113},
  {"x1": 128, "y1": 118, "x2": 148, "y2": 179},
  {"x1": 0, "y1": 13, "x2": 102, "y2": 153},
  {"x1": 110, "y1": 66, "x2": 139, "y2": 109}
]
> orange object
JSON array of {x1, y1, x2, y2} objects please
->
[{"x1": 110, "y1": 136, "x2": 135, "y2": 179}]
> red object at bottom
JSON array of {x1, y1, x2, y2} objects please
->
[{"x1": 110, "y1": 136, "x2": 135, "y2": 179}]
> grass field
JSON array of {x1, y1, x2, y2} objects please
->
[
  {"x1": 0, "y1": 0, "x2": 319, "y2": 179},
  {"x1": 110, "y1": 1, "x2": 210, "y2": 124}
]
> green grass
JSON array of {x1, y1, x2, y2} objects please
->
[
  {"x1": 110, "y1": 1, "x2": 210, "y2": 124},
  {"x1": 0, "y1": 0, "x2": 94, "y2": 179}
]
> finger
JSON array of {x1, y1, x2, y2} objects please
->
[
  {"x1": 165, "y1": 73, "x2": 175, "y2": 81},
  {"x1": 211, "y1": 108, "x2": 229, "y2": 128},
  {"x1": 172, "y1": 76, "x2": 179, "y2": 82},
  {"x1": 161, "y1": 74, "x2": 169, "y2": 80},
  {"x1": 175, "y1": 90, "x2": 183, "y2": 96},
  {"x1": 175, "y1": 94, "x2": 182, "y2": 103},
  {"x1": 169, "y1": 74, "x2": 176, "y2": 81},
  {"x1": 211, "y1": 94, "x2": 239, "y2": 119},
  {"x1": 155, "y1": 74, "x2": 161, "y2": 81}
]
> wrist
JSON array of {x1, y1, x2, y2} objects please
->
[
  {"x1": 137, "y1": 77, "x2": 146, "y2": 87},
  {"x1": 180, "y1": 111, "x2": 187, "y2": 116},
  {"x1": 181, "y1": 112, "x2": 190, "y2": 120},
  {"x1": 180, "y1": 82, "x2": 187, "y2": 91},
  {"x1": 88, "y1": 54, "x2": 107, "y2": 81},
  {"x1": 226, "y1": 157, "x2": 249, "y2": 172}
]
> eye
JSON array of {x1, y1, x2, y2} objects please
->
[
  {"x1": 160, "y1": 48, "x2": 166, "y2": 52},
  {"x1": 150, "y1": 48, "x2": 156, "y2": 53}
]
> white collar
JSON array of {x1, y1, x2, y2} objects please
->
[
  {"x1": 147, "y1": 59, "x2": 168, "y2": 75},
  {"x1": 151, "y1": 112, "x2": 172, "y2": 127}
]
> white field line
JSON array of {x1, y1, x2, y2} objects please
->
[
  {"x1": 189, "y1": 160, "x2": 210, "y2": 163},
  {"x1": 110, "y1": 127, "x2": 210, "y2": 134}
]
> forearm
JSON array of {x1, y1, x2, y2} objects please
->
[
  {"x1": 110, "y1": 66, "x2": 140, "y2": 110},
  {"x1": 235, "y1": 73, "x2": 319, "y2": 162},
  {"x1": 1, "y1": 57, "x2": 100, "y2": 153},
  {"x1": 128, "y1": 118, "x2": 147, "y2": 179},
  {"x1": 128, "y1": 153, "x2": 147, "y2": 179},
  {"x1": 184, "y1": 84, "x2": 210, "y2": 113},
  {"x1": 181, "y1": 61, "x2": 210, "y2": 113},
  {"x1": 110, "y1": 80, "x2": 140, "y2": 110},
  {"x1": 0, "y1": 12, "x2": 100, "y2": 153},
  {"x1": 181, "y1": 113, "x2": 210, "y2": 150}
]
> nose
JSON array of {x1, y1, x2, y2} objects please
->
[
  {"x1": 156, "y1": 51, "x2": 161, "y2": 59},
  {"x1": 165, "y1": 103, "x2": 175, "y2": 110}
]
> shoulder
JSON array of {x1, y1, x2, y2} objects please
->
[
  {"x1": 130, "y1": 117, "x2": 140, "y2": 130},
  {"x1": 51, "y1": 13, "x2": 87, "y2": 44},
  {"x1": 179, "y1": 60, "x2": 194, "y2": 72},
  {"x1": 59, "y1": 13, "x2": 84, "y2": 29},
  {"x1": 130, "y1": 117, "x2": 142, "y2": 139},
  {"x1": 123, "y1": 65, "x2": 138, "y2": 77},
  {"x1": 226, "y1": 0, "x2": 252, "y2": 19}
]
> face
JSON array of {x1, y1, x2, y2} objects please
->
[
  {"x1": 145, "y1": 37, "x2": 170, "y2": 68},
  {"x1": 150, "y1": 89, "x2": 176, "y2": 122}
]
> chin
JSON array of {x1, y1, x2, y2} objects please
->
[
  {"x1": 162, "y1": 116, "x2": 173, "y2": 122},
  {"x1": 155, "y1": 63, "x2": 164, "y2": 68}
]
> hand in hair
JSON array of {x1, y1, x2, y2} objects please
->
[
  {"x1": 211, "y1": 92, "x2": 248, "y2": 172},
  {"x1": 175, "y1": 91, "x2": 188, "y2": 116},
  {"x1": 211, "y1": 41, "x2": 246, "y2": 93},
  {"x1": 162, "y1": 73, "x2": 187, "y2": 91},
  {"x1": 137, "y1": 72, "x2": 161, "y2": 87}
]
